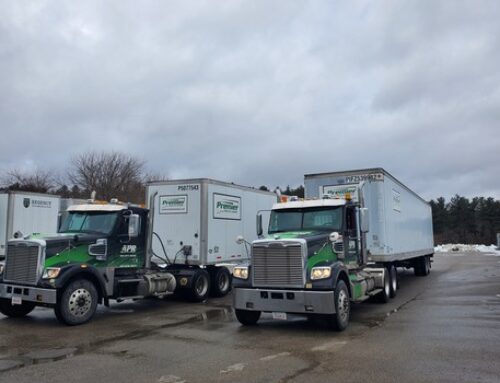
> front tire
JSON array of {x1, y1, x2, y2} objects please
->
[
  {"x1": 55, "y1": 279, "x2": 98, "y2": 326},
  {"x1": 329, "y1": 279, "x2": 350, "y2": 331},
  {"x1": 235, "y1": 309, "x2": 261, "y2": 326},
  {"x1": 0, "y1": 298, "x2": 36, "y2": 318}
]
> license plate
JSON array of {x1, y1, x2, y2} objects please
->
[
  {"x1": 272, "y1": 312, "x2": 287, "y2": 320},
  {"x1": 11, "y1": 296, "x2": 22, "y2": 305}
]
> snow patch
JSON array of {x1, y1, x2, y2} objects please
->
[{"x1": 435, "y1": 244, "x2": 500, "y2": 256}]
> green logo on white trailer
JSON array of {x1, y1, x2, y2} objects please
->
[
  {"x1": 322, "y1": 185, "x2": 359, "y2": 202},
  {"x1": 214, "y1": 193, "x2": 241, "y2": 220},
  {"x1": 159, "y1": 195, "x2": 188, "y2": 214}
]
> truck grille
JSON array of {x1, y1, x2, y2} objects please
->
[
  {"x1": 252, "y1": 242, "x2": 305, "y2": 288},
  {"x1": 4, "y1": 243, "x2": 41, "y2": 285}
]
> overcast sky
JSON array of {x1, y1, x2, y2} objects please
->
[{"x1": 1, "y1": 1, "x2": 499, "y2": 200}]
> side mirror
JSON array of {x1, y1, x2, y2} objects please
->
[
  {"x1": 256, "y1": 213, "x2": 263, "y2": 237},
  {"x1": 128, "y1": 214, "x2": 141, "y2": 238},
  {"x1": 89, "y1": 239, "x2": 108, "y2": 261},
  {"x1": 236, "y1": 235, "x2": 245, "y2": 245},
  {"x1": 360, "y1": 208, "x2": 370, "y2": 233},
  {"x1": 329, "y1": 232, "x2": 341, "y2": 242}
]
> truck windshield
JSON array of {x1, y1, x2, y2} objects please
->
[
  {"x1": 59, "y1": 212, "x2": 119, "y2": 235},
  {"x1": 268, "y1": 207, "x2": 342, "y2": 234}
]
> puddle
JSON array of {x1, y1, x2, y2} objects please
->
[
  {"x1": 0, "y1": 359, "x2": 24, "y2": 373},
  {"x1": 25, "y1": 348, "x2": 77, "y2": 364},
  {"x1": 0, "y1": 307, "x2": 231, "y2": 374}
]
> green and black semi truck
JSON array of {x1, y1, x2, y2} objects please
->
[
  {"x1": 0, "y1": 179, "x2": 276, "y2": 325},
  {"x1": 232, "y1": 168, "x2": 434, "y2": 331}
]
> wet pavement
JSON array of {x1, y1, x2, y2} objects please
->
[{"x1": 1, "y1": 252, "x2": 500, "y2": 382}]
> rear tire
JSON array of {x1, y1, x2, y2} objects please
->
[
  {"x1": 328, "y1": 279, "x2": 350, "y2": 331},
  {"x1": 0, "y1": 298, "x2": 36, "y2": 318},
  {"x1": 378, "y1": 269, "x2": 391, "y2": 303},
  {"x1": 189, "y1": 269, "x2": 211, "y2": 302},
  {"x1": 209, "y1": 267, "x2": 232, "y2": 297},
  {"x1": 55, "y1": 279, "x2": 98, "y2": 326},
  {"x1": 388, "y1": 265, "x2": 398, "y2": 298},
  {"x1": 235, "y1": 309, "x2": 261, "y2": 326}
]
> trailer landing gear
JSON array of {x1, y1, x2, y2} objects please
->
[{"x1": 414, "y1": 256, "x2": 431, "y2": 277}]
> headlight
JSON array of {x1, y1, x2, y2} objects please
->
[
  {"x1": 42, "y1": 267, "x2": 61, "y2": 279},
  {"x1": 311, "y1": 266, "x2": 332, "y2": 280},
  {"x1": 233, "y1": 266, "x2": 249, "y2": 280}
]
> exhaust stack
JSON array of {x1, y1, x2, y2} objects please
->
[{"x1": 145, "y1": 191, "x2": 158, "y2": 269}]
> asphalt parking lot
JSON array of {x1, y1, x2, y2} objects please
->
[{"x1": 1, "y1": 253, "x2": 500, "y2": 383}]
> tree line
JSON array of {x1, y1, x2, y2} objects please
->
[
  {"x1": 1, "y1": 151, "x2": 164, "y2": 204},
  {"x1": 430, "y1": 196, "x2": 500, "y2": 245}
]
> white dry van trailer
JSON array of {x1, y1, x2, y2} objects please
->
[
  {"x1": 146, "y1": 179, "x2": 277, "y2": 266},
  {"x1": 304, "y1": 168, "x2": 434, "y2": 267},
  {"x1": 232, "y1": 168, "x2": 434, "y2": 331},
  {"x1": 0, "y1": 191, "x2": 60, "y2": 259}
]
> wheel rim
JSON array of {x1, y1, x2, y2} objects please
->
[
  {"x1": 391, "y1": 267, "x2": 397, "y2": 291},
  {"x1": 385, "y1": 273, "x2": 390, "y2": 296},
  {"x1": 425, "y1": 257, "x2": 430, "y2": 274},
  {"x1": 218, "y1": 273, "x2": 229, "y2": 292},
  {"x1": 337, "y1": 289, "x2": 349, "y2": 322},
  {"x1": 69, "y1": 288, "x2": 92, "y2": 317},
  {"x1": 195, "y1": 276, "x2": 208, "y2": 297}
]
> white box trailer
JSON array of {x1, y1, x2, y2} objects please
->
[
  {"x1": 0, "y1": 191, "x2": 60, "y2": 259},
  {"x1": 146, "y1": 179, "x2": 277, "y2": 266},
  {"x1": 304, "y1": 168, "x2": 434, "y2": 263}
]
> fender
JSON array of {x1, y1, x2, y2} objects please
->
[
  {"x1": 330, "y1": 262, "x2": 351, "y2": 294},
  {"x1": 54, "y1": 264, "x2": 110, "y2": 306}
]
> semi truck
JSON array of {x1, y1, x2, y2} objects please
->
[
  {"x1": 232, "y1": 168, "x2": 434, "y2": 331},
  {"x1": 0, "y1": 179, "x2": 276, "y2": 325},
  {"x1": 0, "y1": 191, "x2": 60, "y2": 260}
]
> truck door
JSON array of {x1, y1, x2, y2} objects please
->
[{"x1": 345, "y1": 207, "x2": 361, "y2": 265}]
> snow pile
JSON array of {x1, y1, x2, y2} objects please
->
[{"x1": 435, "y1": 244, "x2": 500, "y2": 255}]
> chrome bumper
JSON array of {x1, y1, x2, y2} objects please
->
[
  {"x1": 233, "y1": 288, "x2": 336, "y2": 314},
  {"x1": 0, "y1": 283, "x2": 57, "y2": 305}
]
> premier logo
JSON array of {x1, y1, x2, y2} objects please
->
[
  {"x1": 163, "y1": 198, "x2": 185, "y2": 207},
  {"x1": 217, "y1": 200, "x2": 239, "y2": 212}
]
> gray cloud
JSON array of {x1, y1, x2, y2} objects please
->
[{"x1": 1, "y1": 1, "x2": 499, "y2": 200}]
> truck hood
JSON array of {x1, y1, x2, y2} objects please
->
[
  {"x1": 41, "y1": 233, "x2": 103, "y2": 258},
  {"x1": 28, "y1": 232, "x2": 107, "y2": 267}
]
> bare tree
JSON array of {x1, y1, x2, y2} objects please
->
[
  {"x1": 1, "y1": 168, "x2": 56, "y2": 193},
  {"x1": 68, "y1": 151, "x2": 146, "y2": 203}
]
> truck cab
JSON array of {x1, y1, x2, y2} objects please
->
[
  {"x1": 0, "y1": 201, "x2": 177, "y2": 325},
  {"x1": 232, "y1": 195, "x2": 388, "y2": 331}
]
